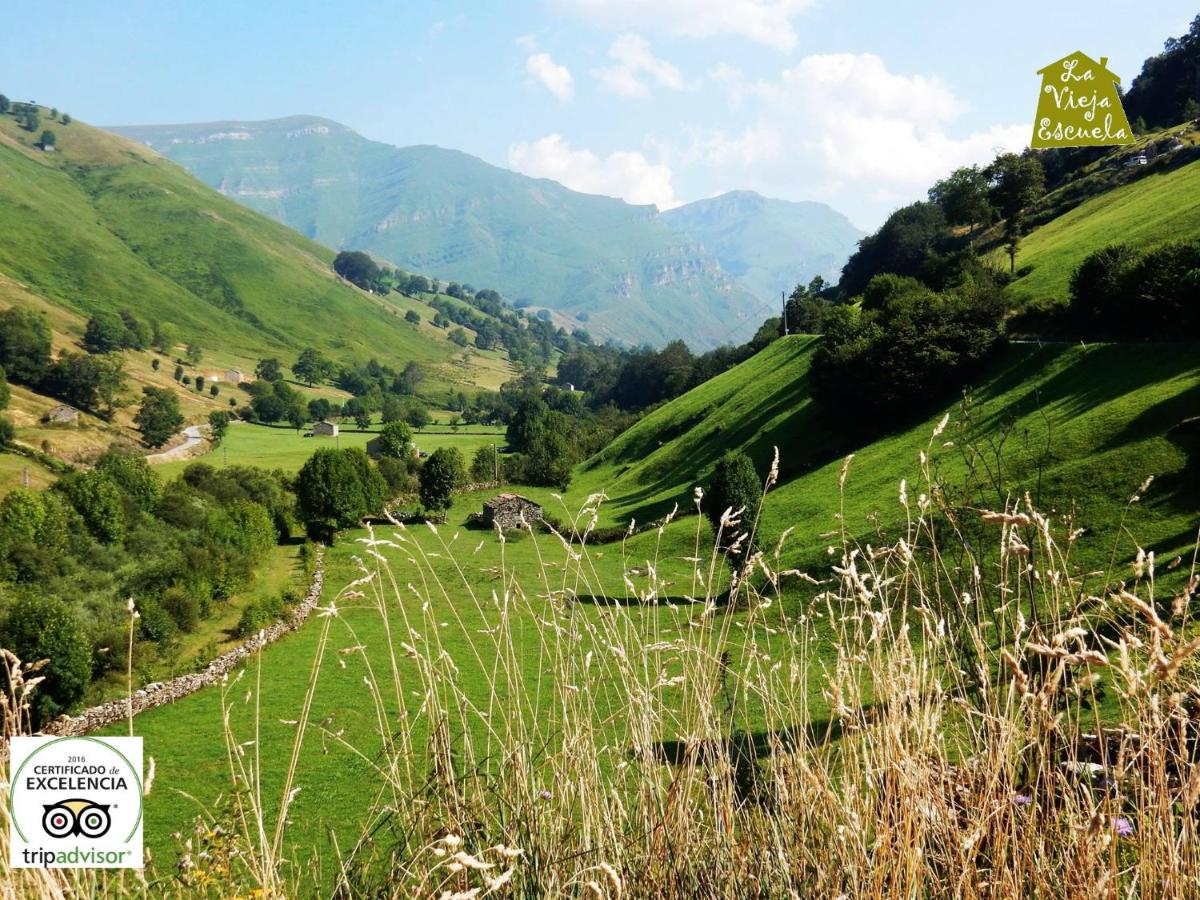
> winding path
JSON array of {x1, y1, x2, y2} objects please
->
[{"x1": 145, "y1": 424, "x2": 206, "y2": 464}]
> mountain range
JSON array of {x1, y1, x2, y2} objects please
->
[{"x1": 110, "y1": 116, "x2": 863, "y2": 349}]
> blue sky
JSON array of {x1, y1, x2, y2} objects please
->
[{"x1": 1, "y1": 0, "x2": 1194, "y2": 227}]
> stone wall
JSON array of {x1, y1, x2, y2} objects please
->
[{"x1": 43, "y1": 547, "x2": 325, "y2": 737}]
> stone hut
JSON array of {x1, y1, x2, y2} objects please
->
[
  {"x1": 313, "y1": 420, "x2": 339, "y2": 437},
  {"x1": 224, "y1": 368, "x2": 246, "y2": 384},
  {"x1": 44, "y1": 405, "x2": 80, "y2": 424},
  {"x1": 482, "y1": 493, "x2": 542, "y2": 530}
]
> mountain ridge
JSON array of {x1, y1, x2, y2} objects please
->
[{"x1": 109, "y1": 116, "x2": 858, "y2": 349}]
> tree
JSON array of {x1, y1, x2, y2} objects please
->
[
  {"x1": 61, "y1": 113, "x2": 71, "y2": 125},
  {"x1": 134, "y1": 386, "x2": 184, "y2": 448},
  {"x1": 173, "y1": 363, "x2": 184, "y2": 382},
  {"x1": 0, "y1": 417, "x2": 13, "y2": 450},
  {"x1": 332, "y1": 250, "x2": 383, "y2": 291},
  {"x1": 0, "y1": 307, "x2": 53, "y2": 384},
  {"x1": 0, "y1": 366, "x2": 9, "y2": 410},
  {"x1": 705, "y1": 451, "x2": 762, "y2": 555},
  {"x1": 44, "y1": 352, "x2": 127, "y2": 416},
  {"x1": 151, "y1": 357, "x2": 160, "y2": 371},
  {"x1": 185, "y1": 343, "x2": 203, "y2": 365},
  {"x1": 39, "y1": 129, "x2": 56, "y2": 149},
  {"x1": 380, "y1": 395, "x2": 405, "y2": 423},
  {"x1": 928, "y1": 166, "x2": 993, "y2": 234},
  {"x1": 0, "y1": 95, "x2": 9, "y2": 114},
  {"x1": 376, "y1": 421, "x2": 413, "y2": 458},
  {"x1": 984, "y1": 152, "x2": 1045, "y2": 226},
  {"x1": 839, "y1": 202, "x2": 948, "y2": 297},
  {"x1": 307, "y1": 397, "x2": 332, "y2": 422},
  {"x1": 152, "y1": 320, "x2": 177, "y2": 353},
  {"x1": 210, "y1": 383, "x2": 220, "y2": 398},
  {"x1": 255, "y1": 358, "x2": 284, "y2": 382},
  {"x1": 54, "y1": 470, "x2": 125, "y2": 543},
  {"x1": 194, "y1": 375, "x2": 205, "y2": 393},
  {"x1": 419, "y1": 447, "x2": 464, "y2": 512},
  {"x1": 471, "y1": 446, "x2": 498, "y2": 484},
  {"x1": 293, "y1": 348, "x2": 333, "y2": 386},
  {"x1": 295, "y1": 447, "x2": 386, "y2": 531},
  {"x1": 0, "y1": 596, "x2": 91, "y2": 725},
  {"x1": 208, "y1": 410, "x2": 231, "y2": 444},
  {"x1": 405, "y1": 274, "x2": 430, "y2": 296},
  {"x1": 404, "y1": 403, "x2": 431, "y2": 432},
  {"x1": 95, "y1": 449, "x2": 162, "y2": 513},
  {"x1": 83, "y1": 311, "x2": 132, "y2": 353},
  {"x1": 404, "y1": 310, "x2": 421, "y2": 325},
  {"x1": 449, "y1": 328, "x2": 470, "y2": 347}
]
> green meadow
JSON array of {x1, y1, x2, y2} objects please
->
[{"x1": 155, "y1": 420, "x2": 508, "y2": 479}]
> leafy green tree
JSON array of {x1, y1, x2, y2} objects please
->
[
  {"x1": 194, "y1": 375, "x2": 205, "y2": 393},
  {"x1": 293, "y1": 348, "x2": 333, "y2": 386},
  {"x1": 0, "y1": 595, "x2": 91, "y2": 725},
  {"x1": 0, "y1": 417, "x2": 13, "y2": 450},
  {"x1": 307, "y1": 397, "x2": 332, "y2": 422},
  {"x1": 984, "y1": 152, "x2": 1045, "y2": 225},
  {"x1": 95, "y1": 449, "x2": 162, "y2": 513},
  {"x1": 471, "y1": 446, "x2": 498, "y2": 483},
  {"x1": 376, "y1": 421, "x2": 413, "y2": 458},
  {"x1": 706, "y1": 451, "x2": 762, "y2": 552},
  {"x1": 134, "y1": 386, "x2": 183, "y2": 447},
  {"x1": 208, "y1": 410, "x2": 231, "y2": 443},
  {"x1": 44, "y1": 352, "x2": 126, "y2": 416},
  {"x1": 419, "y1": 447, "x2": 464, "y2": 512},
  {"x1": 0, "y1": 489, "x2": 46, "y2": 545},
  {"x1": 0, "y1": 366, "x2": 9, "y2": 410},
  {"x1": 295, "y1": 447, "x2": 385, "y2": 531},
  {"x1": 405, "y1": 274, "x2": 430, "y2": 295},
  {"x1": 404, "y1": 310, "x2": 421, "y2": 325},
  {"x1": 151, "y1": 357, "x2": 160, "y2": 372},
  {"x1": 60, "y1": 113, "x2": 71, "y2": 125},
  {"x1": 380, "y1": 395, "x2": 405, "y2": 423},
  {"x1": 404, "y1": 403, "x2": 431, "y2": 432},
  {"x1": 54, "y1": 470, "x2": 125, "y2": 543},
  {"x1": 839, "y1": 201, "x2": 947, "y2": 297},
  {"x1": 84, "y1": 311, "x2": 132, "y2": 353},
  {"x1": 173, "y1": 363, "x2": 184, "y2": 382},
  {"x1": 928, "y1": 165, "x2": 993, "y2": 234},
  {"x1": 185, "y1": 343, "x2": 203, "y2": 365},
  {"x1": 449, "y1": 328, "x2": 470, "y2": 347},
  {"x1": 0, "y1": 307, "x2": 53, "y2": 384},
  {"x1": 152, "y1": 320, "x2": 177, "y2": 353},
  {"x1": 210, "y1": 383, "x2": 220, "y2": 398},
  {"x1": 39, "y1": 129, "x2": 56, "y2": 149},
  {"x1": 332, "y1": 250, "x2": 383, "y2": 291},
  {"x1": 255, "y1": 358, "x2": 284, "y2": 382}
]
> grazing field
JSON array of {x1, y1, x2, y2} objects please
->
[
  {"x1": 1002, "y1": 154, "x2": 1200, "y2": 309},
  {"x1": 514, "y1": 336, "x2": 1200, "y2": 578},
  {"x1": 154, "y1": 421, "x2": 509, "y2": 478}
]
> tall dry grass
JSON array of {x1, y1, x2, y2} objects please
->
[{"x1": 3, "y1": 423, "x2": 1200, "y2": 898}]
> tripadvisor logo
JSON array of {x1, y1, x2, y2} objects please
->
[
  {"x1": 1031, "y1": 52, "x2": 1136, "y2": 148},
  {"x1": 8, "y1": 736, "x2": 144, "y2": 869}
]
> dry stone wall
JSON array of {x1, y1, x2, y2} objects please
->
[{"x1": 43, "y1": 547, "x2": 325, "y2": 737}]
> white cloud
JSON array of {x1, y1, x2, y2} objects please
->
[
  {"x1": 594, "y1": 34, "x2": 684, "y2": 98},
  {"x1": 526, "y1": 51, "x2": 575, "y2": 102},
  {"x1": 508, "y1": 134, "x2": 678, "y2": 209},
  {"x1": 681, "y1": 124, "x2": 783, "y2": 166},
  {"x1": 554, "y1": 0, "x2": 813, "y2": 50},
  {"x1": 758, "y1": 53, "x2": 1025, "y2": 188}
]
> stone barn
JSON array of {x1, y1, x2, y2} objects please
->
[
  {"x1": 313, "y1": 421, "x2": 339, "y2": 437},
  {"x1": 482, "y1": 493, "x2": 542, "y2": 530}
]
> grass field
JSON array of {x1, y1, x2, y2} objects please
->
[
  {"x1": 999, "y1": 140, "x2": 1200, "y2": 309},
  {"x1": 154, "y1": 421, "x2": 509, "y2": 479}
]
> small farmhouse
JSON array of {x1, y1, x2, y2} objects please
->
[
  {"x1": 482, "y1": 493, "x2": 542, "y2": 530},
  {"x1": 44, "y1": 405, "x2": 80, "y2": 424},
  {"x1": 224, "y1": 368, "x2": 246, "y2": 384},
  {"x1": 313, "y1": 421, "x2": 339, "y2": 437}
]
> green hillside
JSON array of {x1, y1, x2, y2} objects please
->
[
  {"x1": 661, "y1": 191, "x2": 864, "y2": 298},
  {"x1": 1002, "y1": 127, "x2": 1200, "y2": 308},
  {"x1": 109, "y1": 117, "x2": 774, "y2": 349},
  {"x1": 532, "y1": 335, "x2": 1199, "y2": 574},
  {"x1": 0, "y1": 110, "x2": 515, "y2": 395}
]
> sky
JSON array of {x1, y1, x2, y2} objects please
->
[{"x1": 1, "y1": 0, "x2": 1194, "y2": 228}]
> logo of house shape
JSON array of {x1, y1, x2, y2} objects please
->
[{"x1": 1032, "y1": 51, "x2": 1135, "y2": 149}]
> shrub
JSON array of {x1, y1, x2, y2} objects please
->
[
  {"x1": 705, "y1": 451, "x2": 762, "y2": 554},
  {"x1": 419, "y1": 447, "x2": 464, "y2": 512},
  {"x1": 1068, "y1": 240, "x2": 1200, "y2": 339},
  {"x1": 0, "y1": 594, "x2": 91, "y2": 725},
  {"x1": 376, "y1": 420, "x2": 414, "y2": 458}
]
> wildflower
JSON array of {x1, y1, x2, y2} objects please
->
[
  {"x1": 1113, "y1": 816, "x2": 1134, "y2": 837},
  {"x1": 1013, "y1": 793, "x2": 1032, "y2": 806}
]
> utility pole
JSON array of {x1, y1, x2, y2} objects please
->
[
  {"x1": 492, "y1": 442, "x2": 498, "y2": 484},
  {"x1": 22, "y1": 466, "x2": 30, "y2": 489},
  {"x1": 781, "y1": 290, "x2": 789, "y2": 336}
]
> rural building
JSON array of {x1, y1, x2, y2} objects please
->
[
  {"x1": 313, "y1": 421, "x2": 339, "y2": 437},
  {"x1": 482, "y1": 493, "x2": 542, "y2": 530},
  {"x1": 44, "y1": 405, "x2": 79, "y2": 424},
  {"x1": 224, "y1": 368, "x2": 246, "y2": 384}
]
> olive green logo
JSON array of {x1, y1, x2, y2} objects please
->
[{"x1": 1032, "y1": 52, "x2": 1135, "y2": 148}]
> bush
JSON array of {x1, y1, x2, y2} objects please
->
[
  {"x1": 705, "y1": 451, "x2": 762, "y2": 555},
  {"x1": 0, "y1": 594, "x2": 91, "y2": 725},
  {"x1": 235, "y1": 595, "x2": 286, "y2": 638},
  {"x1": 1067, "y1": 240, "x2": 1200, "y2": 339},
  {"x1": 376, "y1": 420, "x2": 414, "y2": 458},
  {"x1": 812, "y1": 276, "x2": 1005, "y2": 429},
  {"x1": 0, "y1": 416, "x2": 13, "y2": 450},
  {"x1": 419, "y1": 447, "x2": 465, "y2": 512},
  {"x1": 54, "y1": 469, "x2": 126, "y2": 543}
]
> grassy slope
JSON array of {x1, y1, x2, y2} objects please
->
[
  {"x1": 0, "y1": 110, "x2": 515, "y2": 392},
  {"x1": 511, "y1": 336, "x2": 1199, "y2": 574},
  {"x1": 1000, "y1": 125, "x2": 1200, "y2": 308}
]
